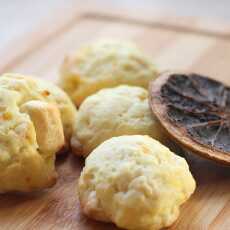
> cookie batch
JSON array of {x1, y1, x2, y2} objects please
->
[{"x1": 0, "y1": 41, "x2": 197, "y2": 230}]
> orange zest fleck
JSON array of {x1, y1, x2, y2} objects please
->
[
  {"x1": 3, "y1": 112, "x2": 12, "y2": 120},
  {"x1": 42, "y1": 90, "x2": 50, "y2": 97}
]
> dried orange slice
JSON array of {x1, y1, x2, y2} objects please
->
[{"x1": 149, "y1": 72, "x2": 230, "y2": 165}]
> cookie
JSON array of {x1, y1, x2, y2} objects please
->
[
  {"x1": 71, "y1": 85, "x2": 164, "y2": 157},
  {"x1": 60, "y1": 40, "x2": 158, "y2": 106},
  {"x1": 0, "y1": 73, "x2": 76, "y2": 192},
  {"x1": 0, "y1": 73, "x2": 77, "y2": 148},
  {"x1": 78, "y1": 135, "x2": 196, "y2": 230}
]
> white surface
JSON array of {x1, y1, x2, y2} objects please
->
[{"x1": 0, "y1": 0, "x2": 230, "y2": 51}]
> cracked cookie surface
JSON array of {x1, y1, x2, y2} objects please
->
[
  {"x1": 0, "y1": 73, "x2": 76, "y2": 192},
  {"x1": 78, "y1": 135, "x2": 196, "y2": 230},
  {"x1": 71, "y1": 85, "x2": 164, "y2": 157},
  {"x1": 60, "y1": 40, "x2": 158, "y2": 106}
]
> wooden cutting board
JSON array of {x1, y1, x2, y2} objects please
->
[{"x1": 0, "y1": 4, "x2": 230, "y2": 230}]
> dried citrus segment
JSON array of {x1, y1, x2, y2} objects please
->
[{"x1": 149, "y1": 72, "x2": 230, "y2": 165}]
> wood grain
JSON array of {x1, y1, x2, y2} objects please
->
[{"x1": 0, "y1": 6, "x2": 230, "y2": 230}]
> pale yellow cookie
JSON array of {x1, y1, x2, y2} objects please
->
[
  {"x1": 71, "y1": 85, "x2": 164, "y2": 157},
  {"x1": 0, "y1": 73, "x2": 77, "y2": 147},
  {"x1": 0, "y1": 73, "x2": 76, "y2": 192},
  {"x1": 60, "y1": 40, "x2": 158, "y2": 106},
  {"x1": 78, "y1": 135, "x2": 196, "y2": 230}
]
